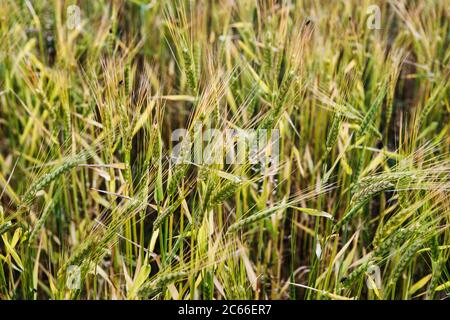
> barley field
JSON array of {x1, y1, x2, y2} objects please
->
[{"x1": 0, "y1": 0, "x2": 449, "y2": 300}]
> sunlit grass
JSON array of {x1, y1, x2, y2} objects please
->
[{"x1": 0, "y1": 0, "x2": 448, "y2": 300}]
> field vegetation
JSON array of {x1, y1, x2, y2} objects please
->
[{"x1": 0, "y1": 0, "x2": 448, "y2": 300}]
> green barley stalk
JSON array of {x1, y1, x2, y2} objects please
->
[
  {"x1": 373, "y1": 227, "x2": 418, "y2": 256},
  {"x1": 154, "y1": 129, "x2": 164, "y2": 204},
  {"x1": 263, "y1": 31, "x2": 273, "y2": 78},
  {"x1": 350, "y1": 180, "x2": 394, "y2": 206},
  {"x1": 389, "y1": 239, "x2": 424, "y2": 287},
  {"x1": 138, "y1": 271, "x2": 187, "y2": 298},
  {"x1": 21, "y1": 155, "x2": 85, "y2": 206},
  {"x1": 182, "y1": 46, "x2": 197, "y2": 93},
  {"x1": 357, "y1": 79, "x2": 387, "y2": 138},
  {"x1": 208, "y1": 181, "x2": 240, "y2": 208},
  {"x1": 342, "y1": 262, "x2": 370, "y2": 288},
  {"x1": 167, "y1": 163, "x2": 188, "y2": 196},
  {"x1": 344, "y1": 228, "x2": 418, "y2": 288},
  {"x1": 228, "y1": 202, "x2": 290, "y2": 233},
  {"x1": 28, "y1": 198, "x2": 55, "y2": 244},
  {"x1": 152, "y1": 196, "x2": 185, "y2": 231},
  {"x1": 326, "y1": 112, "x2": 342, "y2": 153},
  {"x1": 58, "y1": 238, "x2": 97, "y2": 276}
]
